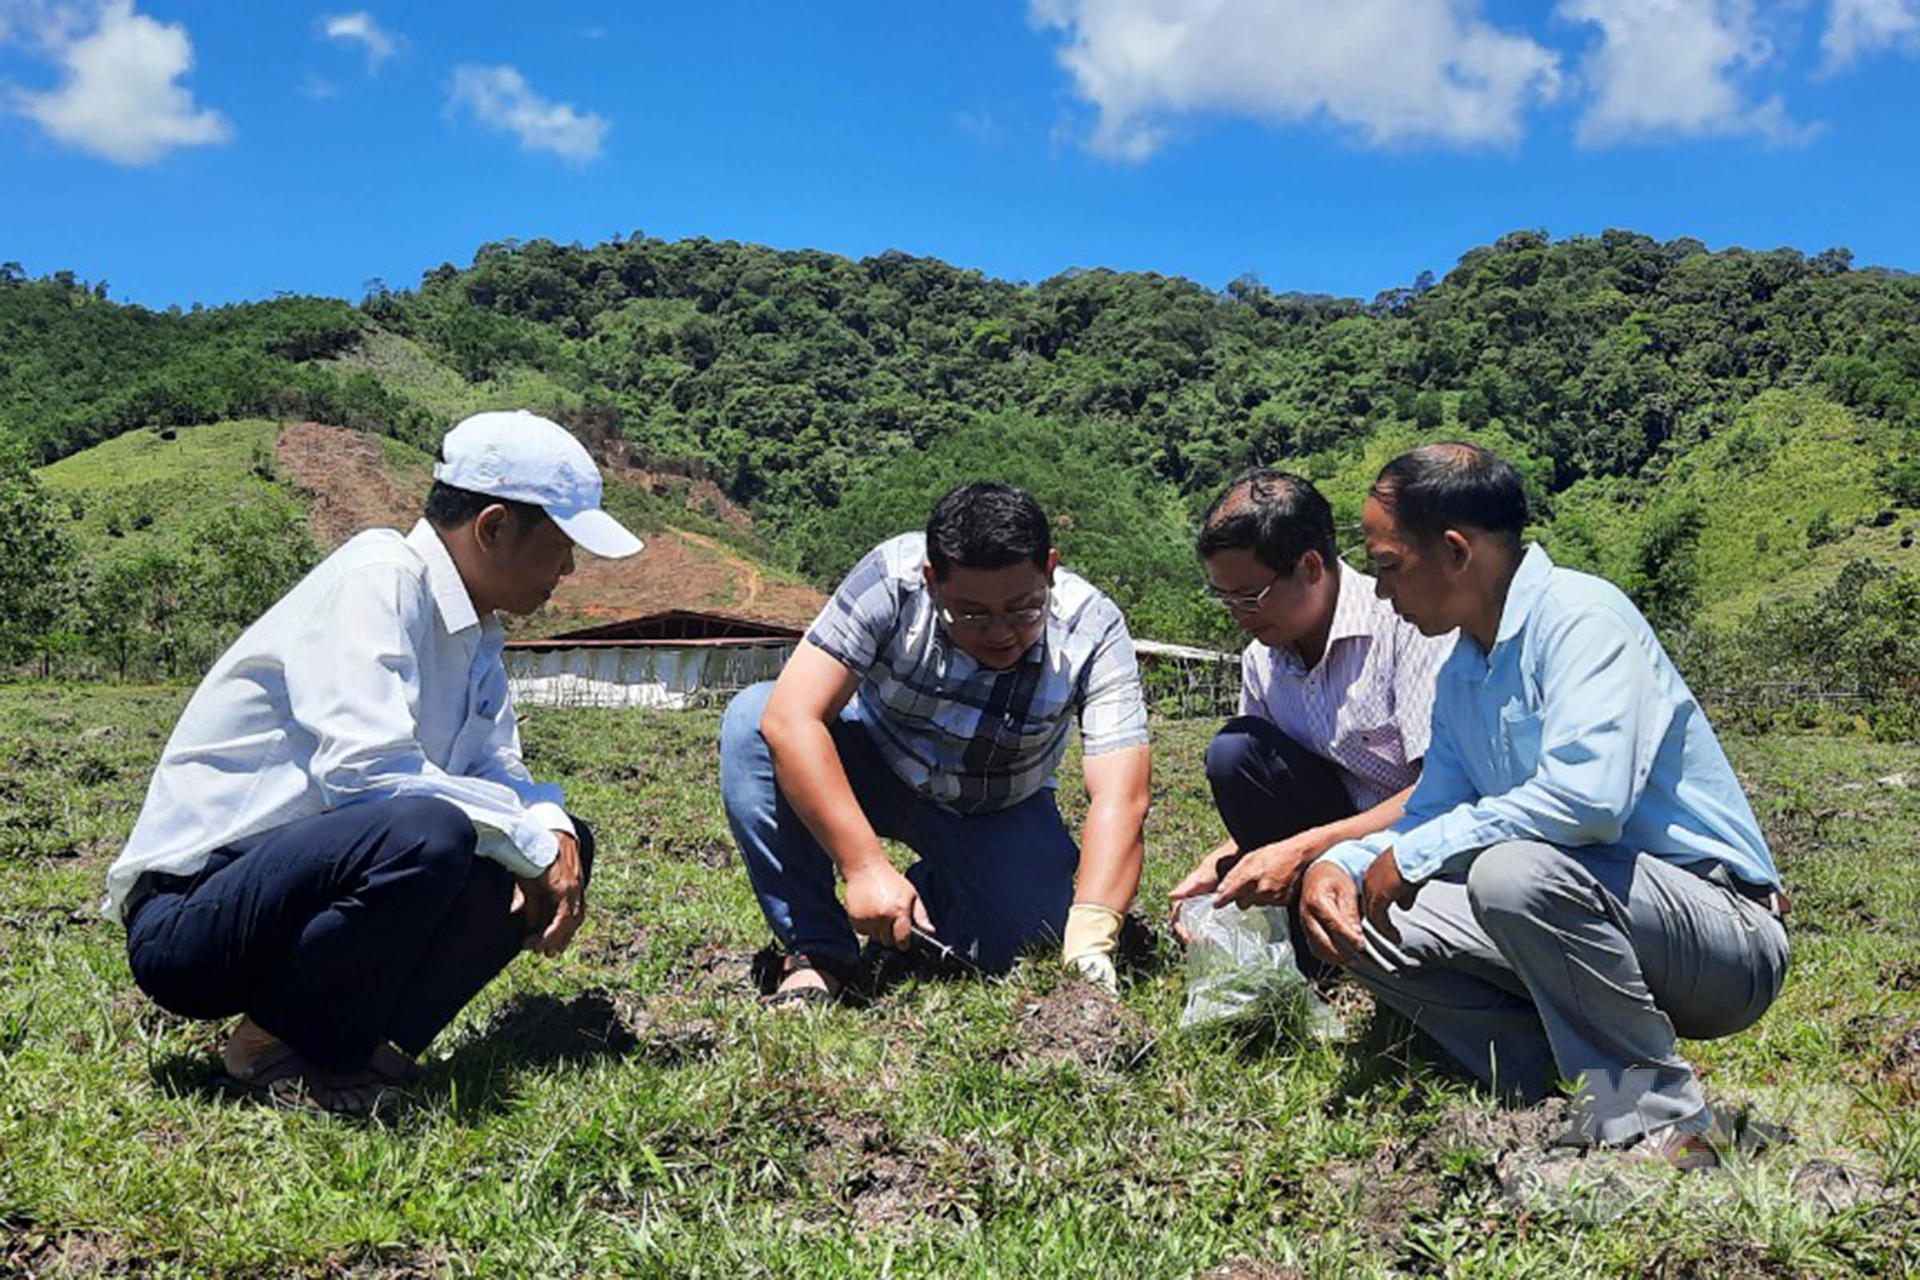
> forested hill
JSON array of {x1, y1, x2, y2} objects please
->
[{"x1": 4, "y1": 233, "x2": 1920, "y2": 719}]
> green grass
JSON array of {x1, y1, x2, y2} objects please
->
[
  {"x1": 36, "y1": 420, "x2": 295, "y2": 559},
  {"x1": 329, "y1": 328, "x2": 586, "y2": 428},
  {"x1": 1, "y1": 685, "x2": 1916, "y2": 1276}
]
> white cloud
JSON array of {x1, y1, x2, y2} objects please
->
[
  {"x1": 1030, "y1": 0, "x2": 1562, "y2": 158},
  {"x1": 1559, "y1": 0, "x2": 1814, "y2": 145},
  {"x1": 322, "y1": 10, "x2": 399, "y2": 73},
  {"x1": 0, "y1": 0, "x2": 95, "y2": 49},
  {"x1": 447, "y1": 63, "x2": 609, "y2": 163},
  {"x1": 1822, "y1": 0, "x2": 1920, "y2": 68},
  {"x1": 7, "y1": 0, "x2": 232, "y2": 165}
]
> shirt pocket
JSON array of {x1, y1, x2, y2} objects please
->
[
  {"x1": 1495, "y1": 701, "x2": 1544, "y2": 784},
  {"x1": 1344, "y1": 716, "x2": 1407, "y2": 769}
]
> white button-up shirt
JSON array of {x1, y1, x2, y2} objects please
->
[
  {"x1": 103, "y1": 520, "x2": 572, "y2": 924},
  {"x1": 1239, "y1": 560, "x2": 1455, "y2": 811}
]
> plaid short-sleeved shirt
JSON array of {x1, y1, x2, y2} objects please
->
[
  {"x1": 1240, "y1": 561, "x2": 1455, "y2": 811},
  {"x1": 806, "y1": 533, "x2": 1150, "y2": 815}
]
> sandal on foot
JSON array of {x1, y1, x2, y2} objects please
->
[
  {"x1": 763, "y1": 952, "x2": 842, "y2": 1008},
  {"x1": 218, "y1": 1048, "x2": 400, "y2": 1118},
  {"x1": 369, "y1": 1042, "x2": 424, "y2": 1087}
]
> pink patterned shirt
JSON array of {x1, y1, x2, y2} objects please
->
[{"x1": 1239, "y1": 561, "x2": 1454, "y2": 811}]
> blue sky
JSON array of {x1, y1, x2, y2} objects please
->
[{"x1": 2, "y1": 1, "x2": 1917, "y2": 309}]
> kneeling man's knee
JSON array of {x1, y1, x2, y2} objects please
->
[
  {"x1": 1466, "y1": 840, "x2": 1575, "y2": 926},
  {"x1": 389, "y1": 795, "x2": 478, "y2": 877},
  {"x1": 720, "y1": 682, "x2": 776, "y2": 755},
  {"x1": 1204, "y1": 717, "x2": 1271, "y2": 788}
]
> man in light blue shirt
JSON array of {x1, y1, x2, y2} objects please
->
[{"x1": 1301, "y1": 442, "x2": 1788, "y2": 1166}]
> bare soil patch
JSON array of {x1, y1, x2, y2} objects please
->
[
  {"x1": 797, "y1": 1112, "x2": 956, "y2": 1228},
  {"x1": 611, "y1": 998, "x2": 719, "y2": 1067},
  {"x1": 275, "y1": 421, "x2": 822, "y2": 629},
  {"x1": 1882, "y1": 1018, "x2": 1920, "y2": 1099},
  {"x1": 0, "y1": 1220, "x2": 137, "y2": 1277},
  {"x1": 276, "y1": 422, "x2": 425, "y2": 548},
  {"x1": 1197, "y1": 1263, "x2": 1305, "y2": 1280},
  {"x1": 585, "y1": 922, "x2": 655, "y2": 967},
  {"x1": 673, "y1": 941, "x2": 759, "y2": 996},
  {"x1": 1012, "y1": 982, "x2": 1154, "y2": 1072}
]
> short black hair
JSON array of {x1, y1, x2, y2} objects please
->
[
  {"x1": 1196, "y1": 468, "x2": 1337, "y2": 573},
  {"x1": 925, "y1": 482, "x2": 1051, "y2": 579},
  {"x1": 1370, "y1": 442, "x2": 1528, "y2": 545},
  {"x1": 423, "y1": 480, "x2": 547, "y2": 534}
]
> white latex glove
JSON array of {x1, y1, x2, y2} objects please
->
[{"x1": 1062, "y1": 902, "x2": 1123, "y2": 995}]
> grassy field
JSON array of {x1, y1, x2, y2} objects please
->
[{"x1": 0, "y1": 684, "x2": 1916, "y2": 1277}]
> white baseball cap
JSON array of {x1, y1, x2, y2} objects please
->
[{"x1": 433, "y1": 410, "x2": 644, "y2": 559}]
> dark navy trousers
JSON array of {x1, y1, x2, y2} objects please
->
[
  {"x1": 1206, "y1": 715, "x2": 1356, "y2": 971},
  {"x1": 1206, "y1": 715, "x2": 1357, "y2": 857},
  {"x1": 125, "y1": 796, "x2": 593, "y2": 1073}
]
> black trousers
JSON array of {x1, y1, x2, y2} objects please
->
[
  {"x1": 1205, "y1": 716, "x2": 1356, "y2": 971},
  {"x1": 125, "y1": 796, "x2": 594, "y2": 1073}
]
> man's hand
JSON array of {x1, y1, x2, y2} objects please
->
[
  {"x1": 1360, "y1": 847, "x2": 1418, "y2": 944},
  {"x1": 1168, "y1": 844, "x2": 1235, "y2": 944},
  {"x1": 517, "y1": 831, "x2": 586, "y2": 957},
  {"x1": 1213, "y1": 831, "x2": 1326, "y2": 911},
  {"x1": 1169, "y1": 844, "x2": 1234, "y2": 903},
  {"x1": 1298, "y1": 859, "x2": 1366, "y2": 968},
  {"x1": 844, "y1": 861, "x2": 931, "y2": 949}
]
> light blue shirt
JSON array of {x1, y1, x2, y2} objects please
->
[{"x1": 1322, "y1": 545, "x2": 1779, "y2": 890}]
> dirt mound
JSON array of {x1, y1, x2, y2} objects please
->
[
  {"x1": 276, "y1": 422, "x2": 426, "y2": 548},
  {"x1": 1198, "y1": 1263, "x2": 1305, "y2": 1280},
  {"x1": 611, "y1": 999, "x2": 719, "y2": 1067},
  {"x1": 586, "y1": 923, "x2": 655, "y2": 967},
  {"x1": 798, "y1": 1112, "x2": 958, "y2": 1228},
  {"x1": 0, "y1": 1221, "x2": 135, "y2": 1277},
  {"x1": 1883, "y1": 1019, "x2": 1920, "y2": 1098},
  {"x1": 673, "y1": 942, "x2": 759, "y2": 995},
  {"x1": 1012, "y1": 982, "x2": 1153, "y2": 1072},
  {"x1": 1789, "y1": 1160, "x2": 1887, "y2": 1214}
]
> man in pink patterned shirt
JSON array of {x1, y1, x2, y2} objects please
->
[{"x1": 1170, "y1": 469, "x2": 1453, "y2": 945}]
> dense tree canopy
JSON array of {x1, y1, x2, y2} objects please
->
[{"x1": 5, "y1": 231, "x2": 1920, "y2": 711}]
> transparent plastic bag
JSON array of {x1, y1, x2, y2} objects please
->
[{"x1": 1176, "y1": 897, "x2": 1342, "y2": 1038}]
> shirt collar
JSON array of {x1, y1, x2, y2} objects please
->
[
  {"x1": 1494, "y1": 542, "x2": 1554, "y2": 648},
  {"x1": 405, "y1": 519, "x2": 482, "y2": 636},
  {"x1": 1327, "y1": 560, "x2": 1376, "y2": 644}
]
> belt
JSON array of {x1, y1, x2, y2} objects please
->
[{"x1": 1730, "y1": 879, "x2": 1790, "y2": 919}]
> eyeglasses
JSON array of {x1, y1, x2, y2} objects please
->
[
  {"x1": 1207, "y1": 573, "x2": 1283, "y2": 613},
  {"x1": 937, "y1": 590, "x2": 1049, "y2": 633}
]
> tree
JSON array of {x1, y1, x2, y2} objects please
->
[{"x1": 0, "y1": 458, "x2": 84, "y2": 671}]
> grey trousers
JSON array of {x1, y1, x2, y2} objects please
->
[{"x1": 1352, "y1": 840, "x2": 1790, "y2": 1145}]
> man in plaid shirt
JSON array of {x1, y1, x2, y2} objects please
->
[{"x1": 720, "y1": 482, "x2": 1152, "y2": 1003}]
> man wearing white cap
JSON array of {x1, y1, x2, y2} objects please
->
[{"x1": 105, "y1": 410, "x2": 643, "y2": 1114}]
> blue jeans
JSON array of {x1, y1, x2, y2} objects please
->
[
  {"x1": 719, "y1": 681, "x2": 1080, "y2": 975},
  {"x1": 125, "y1": 796, "x2": 594, "y2": 1073}
]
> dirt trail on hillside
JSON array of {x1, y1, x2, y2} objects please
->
[{"x1": 679, "y1": 530, "x2": 764, "y2": 610}]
